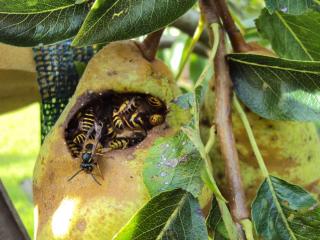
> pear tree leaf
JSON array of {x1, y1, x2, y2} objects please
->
[
  {"x1": 114, "y1": 189, "x2": 208, "y2": 240},
  {"x1": 265, "y1": 0, "x2": 320, "y2": 15},
  {"x1": 228, "y1": 53, "x2": 320, "y2": 121},
  {"x1": 72, "y1": 0, "x2": 197, "y2": 46},
  {"x1": 0, "y1": 2, "x2": 89, "y2": 46},
  {"x1": 0, "y1": 0, "x2": 83, "y2": 13},
  {"x1": 256, "y1": 9, "x2": 320, "y2": 61},
  {"x1": 143, "y1": 129, "x2": 203, "y2": 198},
  {"x1": 143, "y1": 92, "x2": 205, "y2": 198},
  {"x1": 206, "y1": 198, "x2": 231, "y2": 240},
  {"x1": 207, "y1": 198, "x2": 222, "y2": 232},
  {"x1": 252, "y1": 176, "x2": 320, "y2": 240}
]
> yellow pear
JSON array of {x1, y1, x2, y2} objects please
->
[{"x1": 33, "y1": 41, "x2": 211, "y2": 240}]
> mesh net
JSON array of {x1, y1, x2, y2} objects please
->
[{"x1": 33, "y1": 41, "x2": 97, "y2": 143}]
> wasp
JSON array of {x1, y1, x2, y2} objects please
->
[
  {"x1": 107, "y1": 131, "x2": 146, "y2": 150},
  {"x1": 67, "y1": 141, "x2": 81, "y2": 157},
  {"x1": 108, "y1": 138, "x2": 129, "y2": 150},
  {"x1": 73, "y1": 132, "x2": 86, "y2": 145},
  {"x1": 78, "y1": 107, "x2": 95, "y2": 132},
  {"x1": 146, "y1": 96, "x2": 164, "y2": 108},
  {"x1": 112, "y1": 108, "x2": 125, "y2": 130},
  {"x1": 123, "y1": 112, "x2": 145, "y2": 130},
  {"x1": 149, "y1": 114, "x2": 165, "y2": 126},
  {"x1": 118, "y1": 97, "x2": 140, "y2": 115},
  {"x1": 112, "y1": 97, "x2": 141, "y2": 130},
  {"x1": 68, "y1": 122, "x2": 104, "y2": 185}
]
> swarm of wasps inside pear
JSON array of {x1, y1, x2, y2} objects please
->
[{"x1": 65, "y1": 93, "x2": 167, "y2": 185}]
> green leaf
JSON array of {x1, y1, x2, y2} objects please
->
[
  {"x1": 256, "y1": 9, "x2": 320, "y2": 61},
  {"x1": 72, "y1": 0, "x2": 197, "y2": 46},
  {"x1": 228, "y1": 53, "x2": 320, "y2": 121},
  {"x1": 206, "y1": 198, "x2": 234, "y2": 240},
  {"x1": 0, "y1": 3, "x2": 88, "y2": 46},
  {"x1": 0, "y1": 0, "x2": 80, "y2": 13},
  {"x1": 114, "y1": 189, "x2": 208, "y2": 240},
  {"x1": 252, "y1": 176, "x2": 320, "y2": 240},
  {"x1": 265, "y1": 0, "x2": 320, "y2": 15},
  {"x1": 207, "y1": 198, "x2": 222, "y2": 232},
  {"x1": 143, "y1": 130, "x2": 204, "y2": 198}
]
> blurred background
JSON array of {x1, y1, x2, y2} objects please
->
[
  {"x1": 0, "y1": 0, "x2": 267, "y2": 238},
  {"x1": 0, "y1": 103, "x2": 39, "y2": 237}
]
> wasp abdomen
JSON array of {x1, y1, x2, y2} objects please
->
[
  {"x1": 108, "y1": 138, "x2": 129, "y2": 150},
  {"x1": 112, "y1": 110, "x2": 125, "y2": 130},
  {"x1": 73, "y1": 133, "x2": 86, "y2": 145},
  {"x1": 146, "y1": 96, "x2": 164, "y2": 108},
  {"x1": 67, "y1": 141, "x2": 81, "y2": 157},
  {"x1": 78, "y1": 107, "x2": 95, "y2": 132}
]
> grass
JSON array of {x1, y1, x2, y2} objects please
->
[{"x1": 0, "y1": 103, "x2": 40, "y2": 239}]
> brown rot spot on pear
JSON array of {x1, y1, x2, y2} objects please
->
[
  {"x1": 76, "y1": 219, "x2": 87, "y2": 232},
  {"x1": 63, "y1": 91, "x2": 168, "y2": 184}
]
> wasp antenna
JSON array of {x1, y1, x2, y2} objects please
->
[
  {"x1": 68, "y1": 169, "x2": 84, "y2": 182},
  {"x1": 91, "y1": 174, "x2": 102, "y2": 185}
]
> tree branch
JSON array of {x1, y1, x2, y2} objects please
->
[
  {"x1": 215, "y1": 0, "x2": 250, "y2": 52},
  {"x1": 214, "y1": 26, "x2": 248, "y2": 237},
  {"x1": 138, "y1": 28, "x2": 165, "y2": 61},
  {"x1": 200, "y1": 0, "x2": 249, "y2": 237}
]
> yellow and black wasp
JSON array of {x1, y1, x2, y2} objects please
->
[
  {"x1": 119, "y1": 97, "x2": 140, "y2": 115},
  {"x1": 68, "y1": 122, "x2": 104, "y2": 185},
  {"x1": 107, "y1": 131, "x2": 146, "y2": 150},
  {"x1": 112, "y1": 97, "x2": 141, "y2": 130},
  {"x1": 67, "y1": 141, "x2": 82, "y2": 157},
  {"x1": 146, "y1": 96, "x2": 164, "y2": 108},
  {"x1": 112, "y1": 108, "x2": 125, "y2": 130},
  {"x1": 123, "y1": 112, "x2": 146, "y2": 130},
  {"x1": 78, "y1": 107, "x2": 96, "y2": 132},
  {"x1": 108, "y1": 138, "x2": 129, "y2": 150},
  {"x1": 73, "y1": 132, "x2": 86, "y2": 145}
]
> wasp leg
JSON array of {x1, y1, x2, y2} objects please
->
[
  {"x1": 90, "y1": 173, "x2": 102, "y2": 185},
  {"x1": 68, "y1": 169, "x2": 84, "y2": 182}
]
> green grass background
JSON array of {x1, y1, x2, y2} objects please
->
[{"x1": 0, "y1": 103, "x2": 40, "y2": 238}]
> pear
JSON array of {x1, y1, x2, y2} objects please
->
[
  {"x1": 202, "y1": 87, "x2": 320, "y2": 204},
  {"x1": 33, "y1": 41, "x2": 211, "y2": 240},
  {"x1": 0, "y1": 44, "x2": 39, "y2": 113}
]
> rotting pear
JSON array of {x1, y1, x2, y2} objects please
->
[{"x1": 33, "y1": 41, "x2": 211, "y2": 240}]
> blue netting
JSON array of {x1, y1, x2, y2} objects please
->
[{"x1": 33, "y1": 41, "x2": 97, "y2": 142}]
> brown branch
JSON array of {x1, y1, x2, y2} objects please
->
[
  {"x1": 215, "y1": 0, "x2": 250, "y2": 52},
  {"x1": 200, "y1": 0, "x2": 249, "y2": 237},
  {"x1": 214, "y1": 26, "x2": 248, "y2": 239},
  {"x1": 138, "y1": 28, "x2": 165, "y2": 61}
]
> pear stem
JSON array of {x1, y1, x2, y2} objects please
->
[{"x1": 138, "y1": 28, "x2": 165, "y2": 61}]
